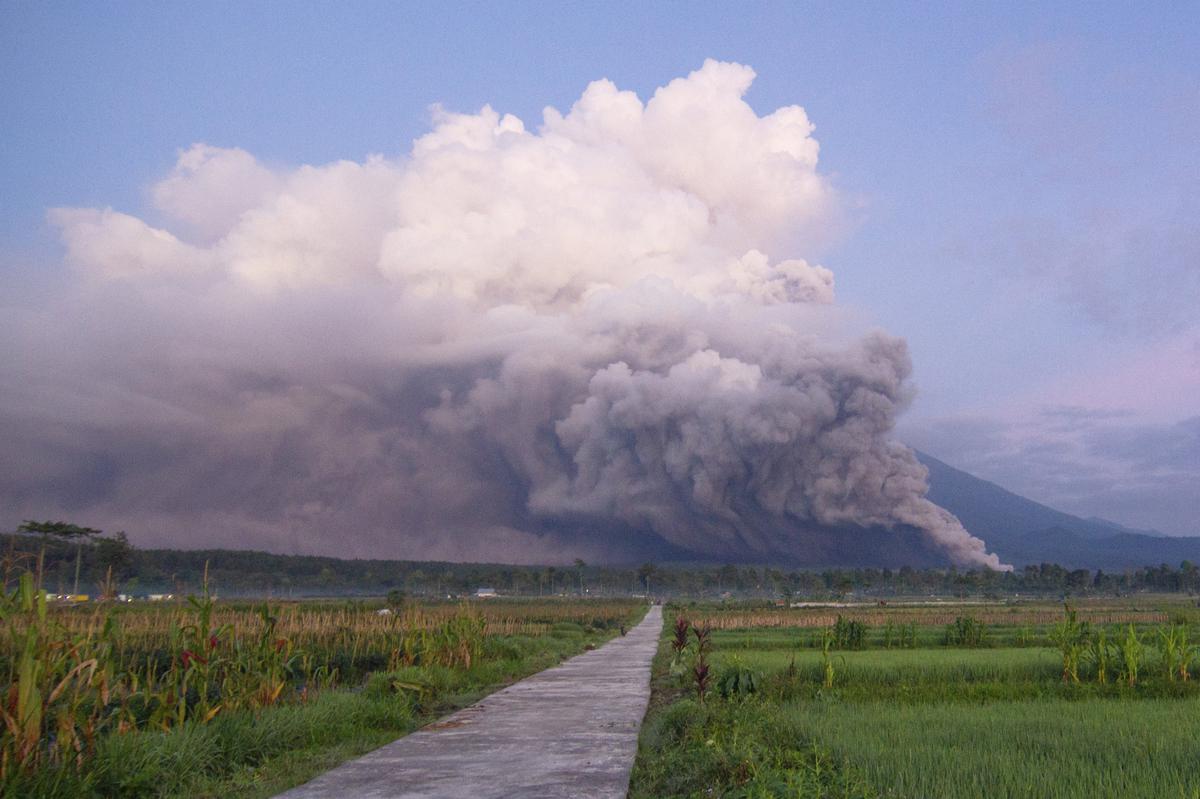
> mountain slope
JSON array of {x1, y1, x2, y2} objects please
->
[{"x1": 917, "y1": 450, "x2": 1200, "y2": 569}]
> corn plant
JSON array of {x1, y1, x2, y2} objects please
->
[
  {"x1": 429, "y1": 603, "x2": 485, "y2": 668},
  {"x1": 0, "y1": 570, "x2": 122, "y2": 779},
  {"x1": 1, "y1": 572, "x2": 54, "y2": 776},
  {"x1": 1117, "y1": 624, "x2": 1143, "y2": 686},
  {"x1": 1157, "y1": 624, "x2": 1191, "y2": 682},
  {"x1": 831, "y1": 616, "x2": 866, "y2": 650},
  {"x1": 820, "y1": 628, "x2": 835, "y2": 689},
  {"x1": 944, "y1": 616, "x2": 988, "y2": 647},
  {"x1": 1183, "y1": 634, "x2": 1197, "y2": 683},
  {"x1": 1049, "y1": 605, "x2": 1089, "y2": 683},
  {"x1": 1086, "y1": 628, "x2": 1111, "y2": 684},
  {"x1": 239, "y1": 604, "x2": 293, "y2": 706}
]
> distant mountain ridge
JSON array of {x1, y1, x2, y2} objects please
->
[
  {"x1": 1081, "y1": 516, "x2": 1169, "y2": 538},
  {"x1": 917, "y1": 450, "x2": 1199, "y2": 569}
]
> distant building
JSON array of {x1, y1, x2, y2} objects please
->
[{"x1": 474, "y1": 587, "x2": 498, "y2": 598}]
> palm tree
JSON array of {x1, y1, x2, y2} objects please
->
[{"x1": 573, "y1": 558, "x2": 586, "y2": 596}]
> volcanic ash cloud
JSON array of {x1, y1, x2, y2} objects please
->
[{"x1": 10, "y1": 59, "x2": 1006, "y2": 569}]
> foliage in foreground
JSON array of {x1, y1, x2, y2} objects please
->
[
  {"x1": 630, "y1": 698, "x2": 874, "y2": 799},
  {"x1": 11, "y1": 688, "x2": 412, "y2": 799},
  {"x1": 3, "y1": 624, "x2": 609, "y2": 799},
  {"x1": 0, "y1": 561, "x2": 641, "y2": 797}
]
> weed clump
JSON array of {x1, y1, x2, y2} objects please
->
[
  {"x1": 714, "y1": 657, "x2": 761, "y2": 700},
  {"x1": 630, "y1": 699, "x2": 874, "y2": 798}
]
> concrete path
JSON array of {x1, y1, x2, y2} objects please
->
[{"x1": 276, "y1": 604, "x2": 663, "y2": 799}]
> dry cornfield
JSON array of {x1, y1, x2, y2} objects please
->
[{"x1": 0, "y1": 570, "x2": 641, "y2": 787}]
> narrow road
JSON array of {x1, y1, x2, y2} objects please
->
[{"x1": 276, "y1": 604, "x2": 663, "y2": 799}]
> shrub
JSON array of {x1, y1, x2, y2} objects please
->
[
  {"x1": 715, "y1": 657, "x2": 761, "y2": 700},
  {"x1": 630, "y1": 698, "x2": 874, "y2": 798}
]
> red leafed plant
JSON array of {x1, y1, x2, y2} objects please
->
[{"x1": 672, "y1": 616, "x2": 690, "y2": 657}]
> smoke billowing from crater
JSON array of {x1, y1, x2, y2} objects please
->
[{"x1": 1, "y1": 60, "x2": 1006, "y2": 570}]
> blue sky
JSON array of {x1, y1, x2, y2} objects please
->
[{"x1": 2, "y1": 2, "x2": 1197, "y2": 538}]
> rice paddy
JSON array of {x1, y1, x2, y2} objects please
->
[
  {"x1": 802, "y1": 698, "x2": 1200, "y2": 799},
  {"x1": 631, "y1": 598, "x2": 1200, "y2": 798}
]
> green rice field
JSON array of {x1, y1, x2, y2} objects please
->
[
  {"x1": 631, "y1": 599, "x2": 1200, "y2": 799},
  {"x1": 803, "y1": 697, "x2": 1200, "y2": 798}
]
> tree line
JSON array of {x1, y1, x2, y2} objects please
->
[{"x1": 4, "y1": 523, "x2": 1199, "y2": 599}]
